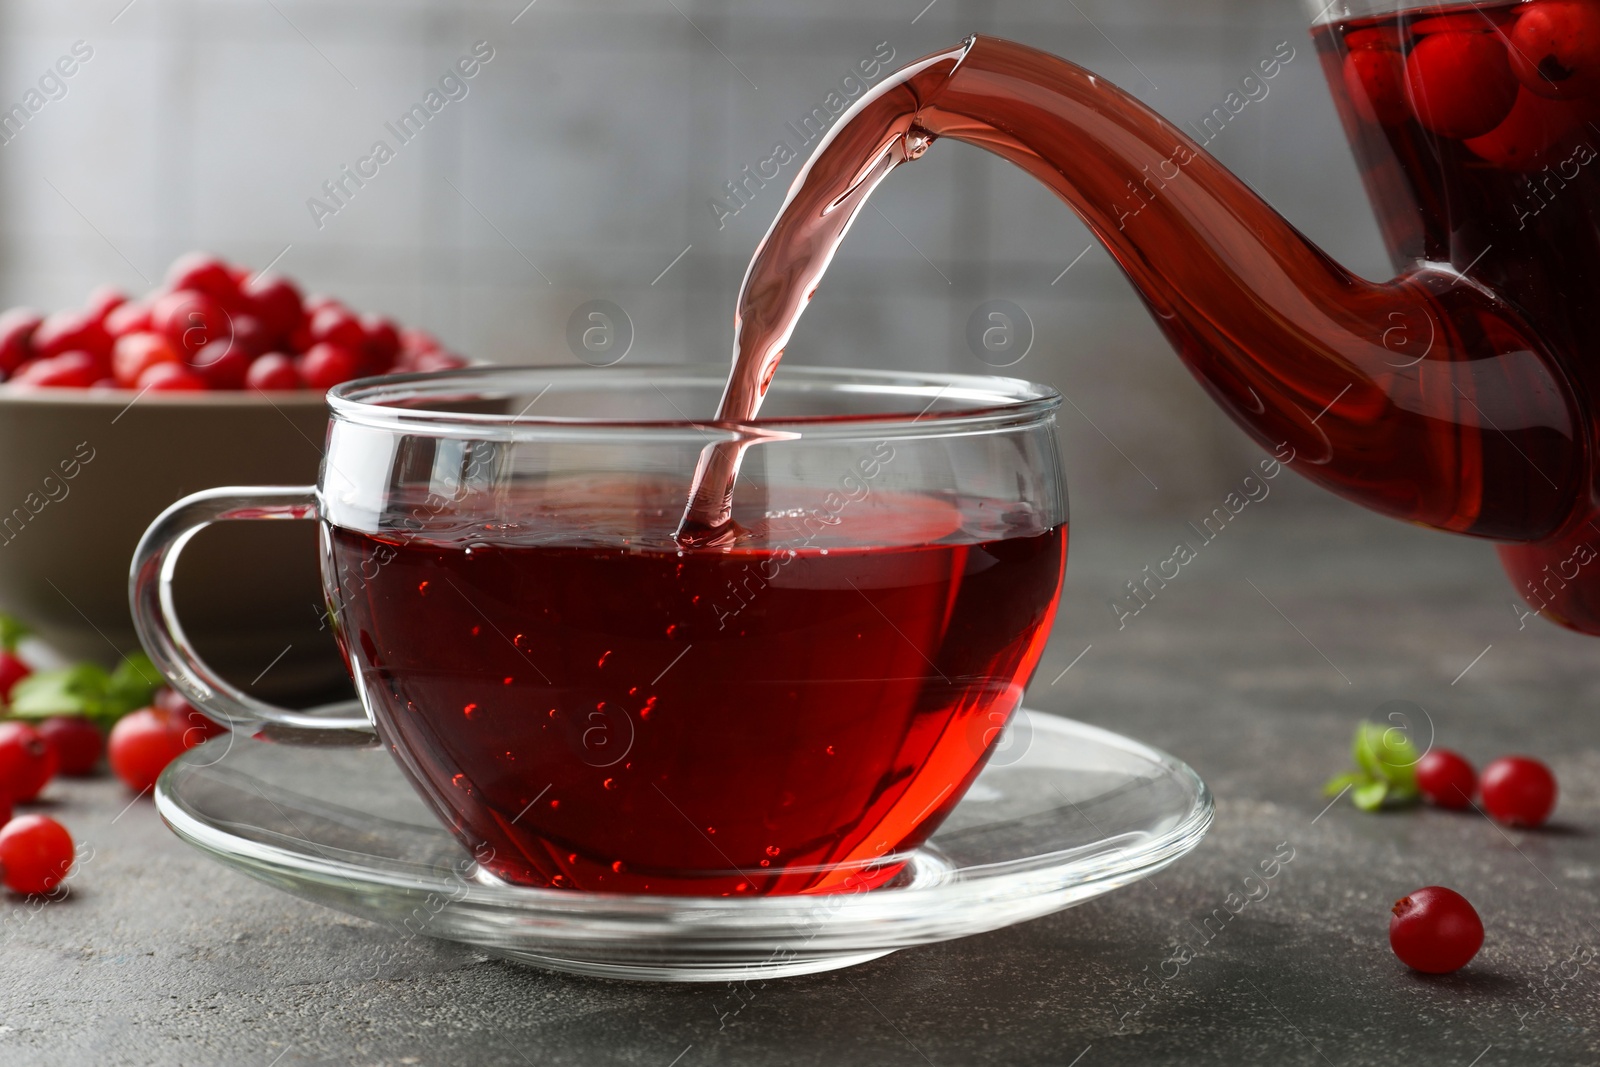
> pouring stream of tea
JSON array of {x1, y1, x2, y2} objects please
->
[
  {"x1": 675, "y1": 44, "x2": 969, "y2": 543},
  {"x1": 680, "y1": 32, "x2": 1592, "y2": 641}
]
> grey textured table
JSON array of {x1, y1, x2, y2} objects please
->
[{"x1": 3, "y1": 501, "x2": 1596, "y2": 1067}]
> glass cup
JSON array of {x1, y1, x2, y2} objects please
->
[{"x1": 132, "y1": 365, "x2": 1068, "y2": 896}]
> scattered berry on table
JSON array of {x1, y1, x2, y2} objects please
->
[
  {"x1": 1415, "y1": 748, "x2": 1476, "y2": 810},
  {"x1": 36, "y1": 717, "x2": 104, "y2": 777},
  {"x1": 0, "y1": 814, "x2": 75, "y2": 895},
  {"x1": 0, "y1": 616, "x2": 31, "y2": 701},
  {"x1": 155, "y1": 688, "x2": 228, "y2": 746},
  {"x1": 0, "y1": 722, "x2": 58, "y2": 802},
  {"x1": 1479, "y1": 756, "x2": 1557, "y2": 827},
  {"x1": 107, "y1": 708, "x2": 189, "y2": 793},
  {"x1": 1390, "y1": 885, "x2": 1483, "y2": 973}
]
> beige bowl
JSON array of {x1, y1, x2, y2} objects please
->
[{"x1": 0, "y1": 385, "x2": 346, "y2": 701}]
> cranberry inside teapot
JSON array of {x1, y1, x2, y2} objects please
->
[{"x1": 1317, "y1": 1, "x2": 1600, "y2": 631}]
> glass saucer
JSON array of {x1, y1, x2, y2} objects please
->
[{"x1": 155, "y1": 706, "x2": 1211, "y2": 983}]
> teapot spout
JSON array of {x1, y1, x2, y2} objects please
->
[{"x1": 914, "y1": 37, "x2": 1585, "y2": 541}]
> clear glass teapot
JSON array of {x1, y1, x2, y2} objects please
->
[{"x1": 748, "y1": 3, "x2": 1600, "y2": 632}]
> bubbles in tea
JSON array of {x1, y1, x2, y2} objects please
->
[{"x1": 326, "y1": 475, "x2": 1064, "y2": 895}]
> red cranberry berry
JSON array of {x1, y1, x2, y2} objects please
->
[
  {"x1": 360, "y1": 314, "x2": 401, "y2": 374},
  {"x1": 83, "y1": 285, "x2": 127, "y2": 323},
  {"x1": 31, "y1": 308, "x2": 111, "y2": 361},
  {"x1": 0, "y1": 612, "x2": 27, "y2": 702},
  {"x1": 244, "y1": 352, "x2": 302, "y2": 391},
  {"x1": 0, "y1": 722, "x2": 58, "y2": 802},
  {"x1": 0, "y1": 815, "x2": 75, "y2": 895},
  {"x1": 0, "y1": 308, "x2": 42, "y2": 377},
  {"x1": 188, "y1": 341, "x2": 251, "y2": 389},
  {"x1": 36, "y1": 717, "x2": 102, "y2": 777},
  {"x1": 0, "y1": 652, "x2": 28, "y2": 702},
  {"x1": 308, "y1": 305, "x2": 366, "y2": 350},
  {"x1": 1406, "y1": 31, "x2": 1520, "y2": 138},
  {"x1": 1479, "y1": 756, "x2": 1557, "y2": 826},
  {"x1": 107, "y1": 708, "x2": 189, "y2": 792},
  {"x1": 1415, "y1": 748, "x2": 1476, "y2": 809},
  {"x1": 1509, "y1": 0, "x2": 1600, "y2": 98},
  {"x1": 1345, "y1": 27, "x2": 1403, "y2": 50},
  {"x1": 10, "y1": 351, "x2": 102, "y2": 388},
  {"x1": 1410, "y1": 12, "x2": 1513, "y2": 35},
  {"x1": 136, "y1": 361, "x2": 207, "y2": 392},
  {"x1": 112, "y1": 332, "x2": 180, "y2": 387},
  {"x1": 297, "y1": 342, "x2": 362, "y2": 391},
  {"x1": 155, "y1": 688, "x2": 228, "y2": 745},
  {"x1": 241, "y1": 273, "x2": 305, "y2": 342},
  {"x1": 150, "y1": 288, "x2": 230, "y2": 358},
  {"x1": 1465, "y1": 88, "x2": 1590, "y2": 169},
  {"x1": 165, "y1": 252, "x2": 240, "y2": 305},
  {"x1": 1344, "y1": 44, "x2": 1410, "y2": 126},
  {"x1": 228, "y1": 313, "x2": 269, "y2": 357},
  {"x1": 302, "y1": 294, "x2": 345, "y2": 317},
  {"x1": 1390, "y1": 886, "x2": 1484, "y2": 973},
  {"x1": 103, "y1": 300, "x2": 152, "y2": 338},
  {"x1": 4, "y1": 263, "x2": 450, "y2": 393}
]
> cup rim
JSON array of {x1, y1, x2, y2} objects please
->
[{"x1": 327, "y1": 363, "x2": 1061, "y2": 440}]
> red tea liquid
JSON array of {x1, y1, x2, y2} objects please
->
[
  {"x1": 1317, "y1": 1, "x2": 1600, "y2": 620},
  {"x1": 684, "y1": 24, "x2": 1587, "y2": 543},
  {"x1": 686, "y1": 23, "x2": 1588, "y2": 543},
  {"x1": 684, "y1": 28, "x2": 1600, "y2": 623},
  {"x1": 1316, "y1": 1, "x2": 1600, "y2": 366},
  {"x1": 326, "y1": 476, "x2": 1065, "y2": 895},
  {"x1": 679, "y1": 57, "x2": 943, "y2": 540}
]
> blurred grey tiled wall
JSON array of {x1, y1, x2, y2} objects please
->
[{"x1": 0, "y1": 0, "x2": 1387, "y2": 521}]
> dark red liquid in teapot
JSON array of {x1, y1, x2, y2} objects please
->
[
  {"x1": 677, "y1": 26, "x2": 1600, "y2": 626},
  {"x1": 327, "y1": 478, "x2": 1064, "y2": 895},
  {"x1": 1316, "y1": 1, "x2": 1600, "y2": 624},
  {"x1": 1316, "y1": 2, "x2": 1600, "y2": 366},
  {"x1": 685, "y1": 28, "x2": 1586, "y2": 551}
]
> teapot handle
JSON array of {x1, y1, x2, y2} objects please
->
[{"x1": 129, "y1": 486, "x2": 377, "y2": 746}]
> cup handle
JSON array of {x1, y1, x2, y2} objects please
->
[{"x1": 130, "y1": 486, "x2": 377, "y2": 746}]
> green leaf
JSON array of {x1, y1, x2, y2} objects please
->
[
  {"x1": 1388, "y1": 782, "x2": 1421, "y2": 806},
  {"x1": 105, "y1": 652, "x2": 163, "y2": 718},
  {"x1": 1351, "y1": 780, "x2": 1390, "y2": 812},
  {"x1": 1322, "y1": 771, "x2": 1365, "y2": 797},
  {"x1": 7, "y1": 663, "x2": 112, "y2": 719},
  {"x1": 1352, "y1": 720, "x2": 1419, "y2": 790},
  {"x1": 1325, "y1": 719, "x2": 1426, "y2": 815},
  {"x1": 0, "y1": 614, "x2": 29, "y2": 654},
  {"x1": 4, "y1": 650, "x2": 163, "y2": 729}
]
